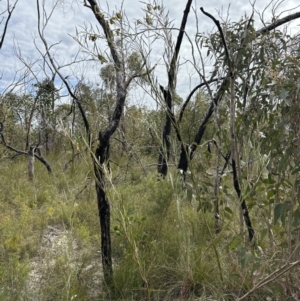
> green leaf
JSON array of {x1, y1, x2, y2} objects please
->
[
  {"x1": 238, "y1": 247, "x2": 252, "y2": 268},
  {"x1": 229, "y1": 235, "x2": 242, "y2": 250},
  {"x1": 262, "y1": 177, "x2": 276, "y2": 184},
  {"x1": 282, "y1": 179, "x2": 293, "y2": 189},
  {"x1": 274, "y1": 200, "x2": 291, "y2": 226},
  {"x1": 116, "y1": 12, "x2": 122, "y2": 19},
  {"x1": 145, "y1": 13, "x2": 153, "y2": 25},
  {"x1": 280, "y1": 89, "x2": 290, "y2": 105},
  {"x1": 89, "y1": 34, "x2": 97, "y2": 41},
  {"x1": 225, "y1": 207, "x2": 233, "y2": 215},
  {"x1": 97, "y1": 54, "x2": 108, "y2": 64},
  {"x1": 274, "y1": 203, "x2": 282, "y2": 224},
  {"x1": 267, "y1": 189, "x2": 276, "y2": 199}
]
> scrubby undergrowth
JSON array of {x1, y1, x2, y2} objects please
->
[{"x1": 0, "y1": 155, "x2": 299, "y2": 301}]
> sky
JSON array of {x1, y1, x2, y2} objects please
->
[{"x1": 0, "y1": 0, "x2": 299, "y2": 107}]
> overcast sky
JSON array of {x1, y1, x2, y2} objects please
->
[{"x1": 0, "y1": 0, "x2": 299, "y2": 106}]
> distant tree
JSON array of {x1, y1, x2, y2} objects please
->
[
  {"x1": 34, "y1": 78, "x2": 60, "y2": 153},
  {"x1": 0, "y1": 91, "x2": 52, "y2": 177}
]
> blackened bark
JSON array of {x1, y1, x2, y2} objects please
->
[
  {"x1": 199, "y1": 7, "x2": 255, "y2": 242},
  {"x1": 45, "y1": 131, "x2": 50, "y2": 154},
  {"x1": 178, "y1": 143, "x2": 190, "y2": 173},
  {"x1": 157, "y1": 0, "x2": 193, "y2": 177},
  {"x1": 178, "y1": 78, "x2": 229, "y2": 172},
  {"x1": 178, "y1": 77, "x2": 227, "y2": 124},
  {"x1": 84, "y1": 1, "x2": 128, "y2": 285},
  {"x1": 158, "y1": 86, "x2": 172, "y2": 177},
  {"x1": 38, "y1": 0, "x2": 143, "y2": 287},
  {"x1": 94, "y1": 137, "x2": 113, "y2": 285},
  {"x1": 232, "y1": 158, "x2": 255, "y2": 241},
  {"x1": 255, "y1": 11, "x2": 300, "y2": 37}
]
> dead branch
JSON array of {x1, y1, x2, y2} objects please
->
[
  {"x1": 0, "y1": 0, "x2": 18, "y2": 49},
  {"x1": 0, "y1": 121, "x2": 52, "y2": 173}
]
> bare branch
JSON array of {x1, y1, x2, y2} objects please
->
[
  {"x1": 179, "y1": 77, "x2": 227, "y2": 123},
  {"x1": 237, "y1": 259, "x2": 300, "y2": 301},
  {"x1": 200, "y1": 7, "x2": 231, "y2": 69},
  {"x1": 0, "y1": 122, "x2": 52, "y2": 173},
  {"x1": 256, "y1": 11, "x2": 300, "y2": 37},
  {"x1": 125, "y1": 62, "x2": 156, "y2": 90},
  {"x1": 36, "y1": 0, "x2": 91, "y2": 145},
  {"x1": 0, "y1": 0, "x2": 18, "y2": 49}
]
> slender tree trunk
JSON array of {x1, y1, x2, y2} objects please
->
[
  {"x1": 45, "y1": 130, "x2": 50, "y2": 154},
  {"x1": 28, "y1": 146, "x2": 35, "y2": 180},
  {"x1": 232, "y1": 158, "x2": 255, "y2": 241},
  {"x1": 158, "y1": 87, "x2": 172, "y2": 178},
  {"x1": 25, "y1": 97, "x2": 38, "y2": 150},
  {"x1": 230, "y1": 74, "x2": 254, "y2": 242},
  {"x1": 157, "y1": 0, "x2": 193, "y2": 177},
  {"x1": 94, "y1": 137, "x2": 113, "y2": 285}
]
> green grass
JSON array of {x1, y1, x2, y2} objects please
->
[{"x1": 0, "y1": 152, "x2": 298, "y2": 300}]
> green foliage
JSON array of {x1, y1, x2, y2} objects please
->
[{"x1": 2, "y1": 2, "x2": 300, "y2": 300}]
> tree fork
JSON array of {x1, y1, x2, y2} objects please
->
[{"x1": 157, "y1": 0, "x2": 193, "y2": 177}]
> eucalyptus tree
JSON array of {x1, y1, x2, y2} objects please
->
[
  {"x1": 0, "y1": 92, "x2": 34, "y2": 149},
  {"x1": 141, "y1": 1, "x2": 300, "y2": 244},
  {"x1": 34, "y1": 78, "x2": 60, "y2": 153},
  {"x1": 169, "y1": 4, "x2": 300, "y2": 242},
  {"x1": 35, "y1": 0, "x2": 153, "y2": 285}
]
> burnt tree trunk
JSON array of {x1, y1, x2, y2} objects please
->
[
  {"x1": 157, "y1": 0, "x2": 193, "y2": 178},
  {"x1": 232, "y1": 158, "x2": 255, "y2": 241},
  {"x1": 158, "y1": 86, "x2": 172, "y2": 177},
  {"x1": 94, "y1": 137, "x2": 113, "y2": 285},
  {"x1": 178, "y1": 78, "x2": 229, "y2": 173},
  {"x1": 84, "y1": 0, "x2": 128, "y2": 285}
]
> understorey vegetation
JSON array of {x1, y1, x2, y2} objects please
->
[{"x1": 1, "y1": 0, "x2": 300, "y2": 300}]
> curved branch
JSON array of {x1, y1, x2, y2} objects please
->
[
  {"x1": 34, "y1": 151, "x2": 52, "y2": 173},
  {"x1": 200, "y1": 7, "x2": 230, "y2": 68},
  {"x1": 256, "y1": 11, "x2": 300, "y2": 37},
  {"x1": 86, "y1": 0, "x2": 127, "y2": 144},
  {"x1": 179, "y1": 76, "x2": 227, "y2": 123},
  {"x1": 169, "y1": 0, "x2": 193, "y2": 90},
  {"x1": 0, "y1": 122, "x2": 52, "y2": 173},
  {"x1": 125, "y1": 62, "x2": 156, "y2": 90}
]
